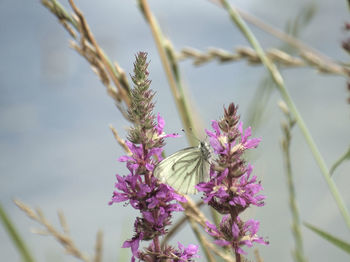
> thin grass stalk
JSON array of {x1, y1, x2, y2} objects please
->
[
  {"x1": 330, "y1": 146, "x2": 350, "y2": 176},
  {"x1": 163, "y1": 40, "x2": 203, "y2": 139},
  {"x1": 177, "y1": 47, "x2": 349, "y2": 76},
  {"x1": 280, "y1": 102, "x2": 307, "y2": 262},
  {"x1": 161, "y1": 200, "x2": 204, "y2": 248},
  {"x1": 42, "y1": 0, "x2": 78, "y2": 28},
  {"x1": 68, "y1": 0, "x2": 130, "y2": 106},
  {"x1": 14, "y1": 200, "x2": 90, "y2": 262},
  {"x1": 254, "y1": 249, "x2": 264, "y2": 262},
  {"x1": 161, "y1": 215, "x2": 187, "y2": 249},
  {"x1": 183, "y1": 213, "x2": 235, "y2": 262},
  {"x1": 163, "y1": 40, "x2": 222, "y2": 229},
  {"x1": 41, "y1": 0, "x2": 131, "y2": 105},
  {"x1": 203, "y1": 240, "x2": 236, "y2": 262},
  {"x1": 210, "y1": 1, "x2": 349, "y2": 77},
  {"x1": 219, "y1": 0, "x2": 350, "y2": 232},
  {"x1": 109, "y1": 125, "x2": 132, "y2": 156},
  {"x1": 93, "y1": 230, "x2": 103, "y2": 262},
  {"x1": 236, "y1": 6, "x2": 327, "y2": 59},
  {"x1": 164, "y1": 39, "x2": 223, "y2": 232},
  {"x1": 138, "y1": 0, "x2": 197, "y2": 146},
  {"x1": 187, "y1": 218, "x2": 216, "y2": 262},
  {"x1": 0, "y1": 203, "x2": 35, "y2": 262},
  {"x1": 182, "y1": 197, "x2": 237, "y2": 261},
  {"x1": 46, "y1": 0, "x2": 116, "y2": 82}
]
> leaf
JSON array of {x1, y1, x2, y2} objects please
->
[{"x1": 304, "y1": 222, "x2": 350, "y2": 255}]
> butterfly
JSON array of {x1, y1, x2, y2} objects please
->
[{"x1": 153, "y1": 141, "x2": 212, "y2": 194}]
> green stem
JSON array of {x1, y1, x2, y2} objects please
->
[
  {"x1": 164, "y1": 40, "x2": 199, "y2": 146},
  {"x1": 138, "y1": 0, "x2": 197, "y2": 146},
  {"x1": 330, "y1": 146, "x2": 350, "y2": 175},
  {"x1": 281, "y1": 115, "x2": 307, "y2": 262},
  {"x1": 220, "y1": 0, "x2": 350, "y2": 231},
  {"x1": 0, "y1": 203, "x2": 35, "y2": 262}
]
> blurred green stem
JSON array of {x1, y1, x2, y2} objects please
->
[
  {"x1": 165, "y1": 39, "x2": 221, "y2": 231},
  {"x1": 280, "y1": 106, "x2": 307, "y2": 262},
  {"x1": 330, "y1": 146, "x2": 350, "y2": 175},
  {"x1": 219, "y1": 0, "x2": 350, "y2": 231},
  {"x1": 138, "y1": 0, "x2": 197, "y2": 146},
  {"x1": 0, "y1": 203, "x2": 35, "y2": 262}
]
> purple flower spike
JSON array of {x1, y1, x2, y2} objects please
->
[
  {"x1": 198, "y1": 103, "x2": 267, "y2": 258},
  {"x1": 205, "y1": 215, "x2": 269, "y2": 256},
  {"x1": 110, "y1": 52, "x2": 197, "y2": 262}
]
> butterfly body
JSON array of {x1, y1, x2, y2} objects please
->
[{"x1": 154, "y1": 142, "x2": 212, "y2": 194}]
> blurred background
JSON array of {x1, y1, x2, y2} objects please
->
[{"x1": 1, "y1": 0, "x2": 350, "y2": 261}]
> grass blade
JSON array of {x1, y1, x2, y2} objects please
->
[
  {"x1": 304, "y1": 222, "x2": 350, "y2": 255},
  {"x1": 0, "y1": 203, "x2": 35, "y2": 262}
]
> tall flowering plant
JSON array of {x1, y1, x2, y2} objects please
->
[
  {"x1": 109, "y1": 52, "x2": 199, "y2": 262},
  {"x1": 196, "y1": 103, "x2": 268, "y2": 261}
]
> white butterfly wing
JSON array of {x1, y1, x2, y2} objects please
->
[{"x1": 154, "y1": 147, "x2": 210, "y2": 194}]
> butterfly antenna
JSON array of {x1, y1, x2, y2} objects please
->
[{"x1": 182, "y1": 128, "x2": 200, "y2": 143}]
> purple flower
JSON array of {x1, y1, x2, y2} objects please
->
[
  {"x1": 111, "y1": 122, "x2": 192, "y2": 260},
  {"x1": 140, "y1": 242, "x2": 199, "y2": 262},
  {"x1": 196, "y1": 163, "x2": 265, "y2": 215},
  {"x1": 206, "y1": 216, "x2": 268, "y2": 255},
  {"x1": 175, "y1": 242, "x2": 200, "y2": 261},
  {"x1": 197, "y1": 103, "x2": 268, "y2": 257},
  {"x1": 110, "y1": 52, "x2": 196, "y2": 262},
  {"x1": 122, "y1": 232, "x2": 144, "y2": 258},
  {"x1": 238, "y1": 122, "x2": 261, "y2": 149},
  {"x1": 156, "y1": 113, "x2": 180, "y2": 139}
]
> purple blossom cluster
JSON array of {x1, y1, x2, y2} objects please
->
[
  {"x1": 109, "y1": 52, "x2": 199, "y2": 262},
  {"x1": 109, "y1": 116, "x2": 188, "y2": 260},
  {"x1": 139, "y1": 242, "x2": 199, "y2": 262},
  {"x1": 110, "y1": 115, "x2": 199, "y2": 262},
  {"x1": 196, "y1": 103, "x2": 268, "y2": 259},
  {"x1": 206, "y1": 216, "x2": 266, "y2": 255}
]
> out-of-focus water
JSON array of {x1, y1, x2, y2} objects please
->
[{"x1": 1, "y1": 0, "x2": 349, "y2": 261}]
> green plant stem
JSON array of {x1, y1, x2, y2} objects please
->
[
  {"x1": 330, "y1": 146, "x2": 350, "y2": 175},
  {"x1": 138, "y1": 0, "x2": 197, "y2": 146},
  {"x1": 164, "y1": 40, "x2": 223, "y2": 230},
  {"x1": 281, "y1": 115, "x2": 307, "y2": 262},
  {"x1": 219, "y1": 0, "x2": 350, "y2": 231},
  {"x1": 0, "y1": 203, "x2": 35, "y2": 262}
]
